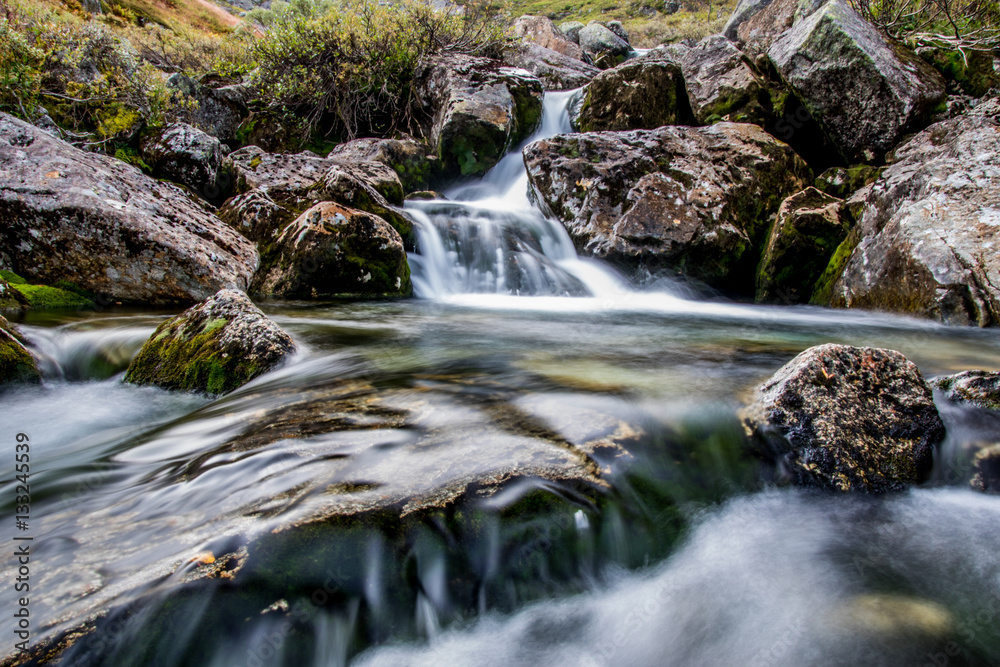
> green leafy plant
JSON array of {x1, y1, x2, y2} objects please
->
[{"x1": 849, "y1": 0, "x2": 1000, "y2": 55}]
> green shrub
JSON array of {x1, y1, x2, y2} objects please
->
[
  {"x1": 850, "y1": 0, "x2": 1000, "y2": 53},
  {"x1": 0, "y1": 17, "x2": 44, "y2": 117}
]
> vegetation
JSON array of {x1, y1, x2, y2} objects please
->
[{"x1": 849, "y1": 0, "x2": 1000, "y2": 53}]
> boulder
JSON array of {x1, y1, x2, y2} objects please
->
[
  {"x1": 524, "y1": 123, "x2": 811, "y2": 289},
  {"x1": 971, "y1": 444, "x2": 1000, "y2": 494},
  {"x1": 578, "y1": 22, "x2": 632, "y2": 69},
  {"x1": 558, "y1": 21, "x2": 585, "y2": 44},
  {"x1": 412, "y1": 54, "x2": 544, "y2": 177},
  {"x1": 574, "y1": 50, "x2": 691, "y2": 132},
  {"x1": 930, "y1": 370, "x2": 1000, "y2": 411},
  {"x1": 227, "y1": 145, "x2": 334, "y2": 208},
  {"x1": 0, "y1": 113, "x2": 258, "y2": 305},
  {"x1": 250, "y1": 202, "x2": 411, "y2": 299},
  {"x1": 680, "y1": 35, "x2": 770, "y2": 125},
  {"x1": 724, "y1": 0, "x2": 806, "y2": 56},
  {"x1": 828, "y1": 116, "x2": 1000, "y2": 326},
  {"x1": 742, "y1": 344, "x2": 944, "y2": 492},
  {"x1": 512, "y1": 15, "x2": 585, "y2": 60},
  {"x1": 166, "y1": 74, "x2": 250, "y2": 144},
  {"x1": 605, "y1": 21, "x2": 630, "y2": 44},
  {"x1": 768, "y1": 0, "x2": 946, "y2": 162},
  {"x1": 124, "y1": 289, "x2": 294, "y2": 396},
  {"x1": 140, "y1": 122, "x2": 223, "y2": 197},
  {"x1": 218, "y1": 190, "x2": 288, "y2": 245},
  {"x1": 327, "y1": 137, "x2": 438, "y2": 193},
  {"x1": 756, "y1": 187, "x2": 848, "y2": 304},
  {"x1": 0, "y1": 315, "x2": 40, "y2": 386},
  {"x1": 504, "y1": 43, "x2": 601, "y2": 91},
  {"x1": 316, "y1": 163, "x2": 414, "y2": 248}
]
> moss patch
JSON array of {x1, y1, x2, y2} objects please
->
[
  {"x1": 0, "y1": 318, "x2": 40, "y2": 386},
  {"x1": 10, "y1": 283, "x2": 94, "y2": 310},
  {"x1": 810, "y1": 226, "x2": 860, "y2": 306}
]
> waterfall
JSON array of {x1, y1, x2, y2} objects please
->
[{"x1": 405, "y1": 90, "x2": 633, "y2": 300}]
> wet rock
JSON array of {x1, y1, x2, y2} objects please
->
[
  {"x1": 828, "y1": 116, "x2": 1000, "y2": 326},
  {"x1": 513, "y1": 15, "x2": 585, "y2": 60},
  {"x1": 578, "y1": 22, "x2": 632, "y2": 69},
  {"x1": 680, "y1": 35, "x2": 770, "y2": 125},
  {"x1": 524, "y1": 123, "x2": 811, "y2": 290},
  {"x1": 140, "y1": 122, "x2": 223, "y2": 196},
  {"x1": 125, "y1": 289, "x2": 294, "y2": 396},
  {"x1": 0, "y1": 113, "x2": 258, "y2": 305},
  {"x1": 813, "y1": 164, "x2": 882, "y2": 198},
  {"x1": 0, "y1": 314, "x2": 40, "y2": 386},
  {"x1": 412, "y1": 53, "x2": 544, "y2": 177},
  {"x1": 768, "y1": 0, "x2": 946, "y2": 162},
  {"x1": 327, "y1": 137, "x2": 438, "y2": 193},
  {"x1": 166, "y1": 73, "x2": 250, "y2": 144},
  {"x1": 504, "y1": 43, "x2": 601, "y2": 91},
  {"x1": 574, "y1": 50, "x2": 691, "y2": 132},
  {"x1": 971, "y1": 444, "x2": 1000, "y2": 493},
  {"x1": 558, "y1": 20, "x2": 585, "y2": 44},
  {"x1": 930, "y1": 370, "x2": 1000, "y2": 411},
  {"x1": 742, "y1": 344, "x2": 944, "y2": 492},
  {"x1": 756, "y1": 187, "x2": 848, "y2": 304},
  {"x1": 250, "y1": 201, "x2": 411, "y2": 299}
]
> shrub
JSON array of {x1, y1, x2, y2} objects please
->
[
  {"x1": 849, "y1": 0, "x2": 1000, "y2": 54},
  {"x1": 0, "y1": 17, "x2": 44, "y2": 117}
]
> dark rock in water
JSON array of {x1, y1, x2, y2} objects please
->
[
  {"x1": 165, "y1": 73, "x2": 249, "y2": 144},
  {"x1": 813, "y1": 164, "x2": 882, "y2": 198},
  {"x1": 0, "y1": 113, "x2": 258, "y2": 305},
  {"x1": 680, "y1": 35, "x2": 771, "y2": 126},
  {"x1": 412, "y1": 53, "x2": 544, "y2": 177},
  {"x1": 971, "y1": 444, "x2": 1000, "y2": 494},
  {"x1": 328, "y1": 137, "x2": 438, "y2": 193},
  {"x1": 524, "y1": 123, "x2": 811, "y2": 291},
  {"x1": 756, "y1": 187, "x2": 848, "y2": 304},
  {"x1": 513, "y1": 15, "x2": 585, "y2": 60},
  {"x1": 504, "y1": 43, "x2": 601, "y2": 91},
  {"x1": 574, "y1": 50, "x2": 691, "y2": 132},
  {"x1": 140, "y1": 122, "x2": 223, "y2": 197},
  {"x1": 828, "y1": 116, "x2": 1000, "y2": 326},
  {"x1": 0, "y1": 314, "x2": 40, "y2": 386},
  {"x1": 251, "y1": 201, "x2": 411, "y2": 299},
  {"x1": 931, "y1": 370, "x2": 1000, "y2": 411},
  {"x1": 768, "y1": 0, "x2": 946, "y2": 163},
  {"x1": 124, "y1": 289, "x2": 294, "y2": 395},
  {"x1": 742, "y1": 344, "x2": 944, "y2": 492},
  {"x1": 578, "y1": 21, "x2": 632, "y2": 69}
]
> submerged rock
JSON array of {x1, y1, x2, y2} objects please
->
[
  {"x1": 251, "y1": 201, "x2": 411, "y2": 299},
  {"x1": 524, "y1": 123, "x2": 811, "y2": 291},
  {"x1": 742, "y1": 344, "x2": 944, "y2": 492},
  {"x1": 513, "y1": 15, "x2": 585, "y2": 60},
  {"x1": 930, "y1": 370, "x2": 1000, "y2": 411},
  {"x1": 0, "y1": 113, "x2": 258, "y2": 305},
  {"x1": 412, "y1": 53, "x2": 544, "y2": 177},
  {"x1": 971, "y1": 444, "x2": 1000, "y2": 494},
  {"x1": 768, "y1": 0, "x2": 946, "y2": 162},
  {"x1": 140, "y1": 122, "x2": 223, "y2": 196},
  {"x1": 504, "y1": 43, "x2": 601, "y2": 91},
  {"x1": 574, "y1": 50, "x2": 691, "y2": 132},
  {"x1": 124, "y1": 289, "x2": 294, "y2": 395},
  {"x1": 756, "y1": 187, "x2": 848, "y2": 304},
  {"x1": 829, "y1": 116, "x2": 1000, "y2": 326},
  {"x1": 0, "y1": 315, "x2": 40, "y2": 386}
]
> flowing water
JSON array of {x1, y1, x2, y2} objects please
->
[{"x1": 4, "y1": 93, "x2": 1000, "y2": 667}]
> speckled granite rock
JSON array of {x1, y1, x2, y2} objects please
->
[{"x1": 931, "y1": 370, "x2": 1000, "y2": 411}]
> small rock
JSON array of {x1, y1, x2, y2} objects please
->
[
  {"x1": 578, "y1": 22, "x2": 632, "y2": 69},
  {"x1": 124, "y1": 289, "x2": 294, "y2": 396},
  {"x1": 741, "y1": 344, "x2": 944, "y2": 492},
  {"x1": 0, "y1": 315, "x2": 40, "y2": 386},
  {"x1": 813, "y1": 164, "x2": 882, "y2": 198},
  {"x1": 558, "y1": 21, "x2": 585, "y2": 44},
  {"x1": 504, "y1": 43, "x2": 601, "y2": 91},
  {"x1": 513, "y1": 15, "x2": 585, "y2": 60},
  {"x1": 971, "y1": 444, "x2": 1000, "y2": 494},
  {"x1": 327, "y1": 137, "x2": 437, "y2": 193},
  {"x1": 930, "y1": 370, "x2": 1000, "y2": 411}
]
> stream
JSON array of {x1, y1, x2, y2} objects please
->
[{"x1": 4, "y1": 92, "x2": 1000, "y2": 666}]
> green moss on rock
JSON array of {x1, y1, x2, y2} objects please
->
[{"x1": 0, "y1": 315, "x2": 40, "y2": 386}]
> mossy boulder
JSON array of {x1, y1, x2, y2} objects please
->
[
  {"x1": 328, "y1": 137, "x2": 439, "y2": 194},
  {"x1": 930, "y1": 370, "x2": 1000, "y2": 412},
  {"x1": 814, "y1": 164, "x2": 882, "y2": 198},
  {"x1": 574, "y1": 49, "x2": 692, "y2": 132},
  {"x1": 124, "y1": 289, "x2": 295, "y2": 396},
  {"x1": 317, "y1": 164, "x2": 414, "y2": 250},
  {"x1": 412, "y1": 54, "x2": 544, "y2": 178},
  {"x1": 741, "y1": 344, "x2": 944, "y2": 492},
  {"x1": 768, "y1": 0, "x2": 946, "y2": 163},
  {"x1": 680, "y1": 35, "x2": 771, "y2": 126},
  {"x1": 756, "y1": 187, "x2": 849, "y2": 304},
  {"x1": 250, "y1": 202, "x2": 412, "y2": 300},
  {"x1": 0, "y1": 276, "x2": 29, "y2": 314},
  {"x1": 0, "y1": 315, "x2": 40, "y2": 386},
  {"x1": 140, "y1": 122, "x2": 223, "y2": 198},
  {"x1": 523, "y1": 122, "x2": 812, "y2": 291}
]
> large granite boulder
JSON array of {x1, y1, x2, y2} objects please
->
[
  {"x1": 742, "y1": 344, "x2": 944, "y2": 492},
  {"x1": 0, "y1": 315, "x2": 40, "y2": 386},
  {"x1": 140, "y1": 122, "x2": 223, "y2": 197},
  {"x1": 250, "y1": 202, "x2": 411, "y2": 299},
  {"x1": 768, "y1": 0, "x2": 946, "y2": 162},
  {"x1": 930, "y1": 370, "x2": 1000, "y2": 411},
  {"x1": 574, "y1": 50, "x2": 691, "y2": 132},
  {"x1": 0, "y1": 113, "x2": 257, "y2": 305},
  {"x1": 578, "y1": 21, "x2": 632, "y2": 69},
  {"x1": 412, "y1": 54, "x2": 544, "y2": 177},
  {"x1": 680, "y1": 35, "x2": 770, "y2": 125},
  {"x1": 756, "y1": 187, "x2": 848, "y2": 304},
  {"x1": 524, "y1": 123, "x2": 811, "y2": 290},
  {"x1": 327, "y1": 137, "x2": 438, "y2": 193},
  {"x1": 828, "y1": 116, "x2": 1000, "y2": 326},
  {"x1": 504, "y1": 43, "x2": 601, "y2": 91},
  {"x1": 512, "y1": 15, "x2": 585, "y2": 60},
  {"x1": 124, "y1": 289, "x2": 294, "y2": 396}
]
